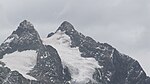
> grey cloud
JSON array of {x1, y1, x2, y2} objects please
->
[
  {"x1": 1, "y1": 0, "x2": 69, "y2": 24},
  {"x1": 136, "y1": 27, "x2": 150, "y2": 51}
]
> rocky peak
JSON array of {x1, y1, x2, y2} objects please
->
[
  {"x1": 47, "y1": 21, "x2": 150, "y2": 84},
  {"x1": 12, "y1": 20, "x2": 36, "y2": 36},
  {"x1": 10, "y1": 20, "x2": 42, "y2": 46},
  {"x1": 0, "y1": 20, "x2": 42, "y2": 57},
  {"x1": 56, "y1": 21, "x2": 75, "y2": 33},
  {"x1": 18, "y1": 20, "x2": 34, "y2": 29}
]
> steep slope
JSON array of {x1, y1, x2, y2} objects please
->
[
  {"x1": 46, "y1": 21, "x2": 150, "y2": 84},
  {"x1": 43, "y1": 31, "x2": 101, "y2": 84},
  {"x1": 0, "y1": 20, "x2": 65, "y2": 84}
]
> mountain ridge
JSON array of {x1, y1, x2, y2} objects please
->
[
  {"x1": 0, "y1": 20, "x2": 149, "y2": 84},
  {"x1": 50, "y1": 21, "x2": 150, "y2": 84}
]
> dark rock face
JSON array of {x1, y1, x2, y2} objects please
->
[
  {"x1": 47, "y1": 32, "x2": 54, "y2": 38},
  {"x1": 53, "y1": 21, "x2": 150, "y2": 84},
  {"x1": 29, "y1": 45, "x2": 64, "y2": 84},
  {"x1": 0, "y1": 20, "x2": 43, "y2": 58},
  {"x1": 0, "y1": 20, "x2": 65, "y2": 84},
  {"x1": 0, "y1": 66, "x2": 45, "y2": 84}
]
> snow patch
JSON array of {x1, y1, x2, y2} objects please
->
[
  {"x1": 4, "y1": 37, "x2": 14, "y2": 43},
  {"x1": 0, "y1": 50, "x2": 37, "y2": 80},
  {"x1": 43, "y1": 31, "x2": 101, "y2": 83}
]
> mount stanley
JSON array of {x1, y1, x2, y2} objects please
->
[{"x1": 0, "y1": 20, "x2": 149, "y2": 84}]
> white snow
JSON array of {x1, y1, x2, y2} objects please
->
[
  {"x1": 4, "y1": 37, "x2": 14, "y2": 43},
  {"x1": 0, "y1": 50, "x2": 37, "y2": 80},
  {"x1": 43, "y1": 31, "x2": 101, "y2": 83},
  {"x1": 110, "y1": 49, "x2": 114, "y2": 59}
]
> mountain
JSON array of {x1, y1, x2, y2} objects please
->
[{"x1": 0, "y1": 20, "x2": 149, "y2": 84}]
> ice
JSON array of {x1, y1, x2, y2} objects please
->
[
  {"x1": 0, "y1": 50, "x2": 37, "y2": 80},
  {"x1": 43, "y1": 31, "x2": 101, "y2": 83},
  {"x1": 4, "y1": 37, "x2": 14, "y2": 43},
  {"x1": 110, "y1": 49, "x2": 114, "y2": 58}
]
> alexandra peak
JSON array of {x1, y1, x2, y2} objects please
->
[{"x1": 0, "y1": 20, "x2": 149, "y2": 84}]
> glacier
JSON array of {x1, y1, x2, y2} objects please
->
[{"x1": 43, "y1": 30, "x2": 102, "y2": 83}]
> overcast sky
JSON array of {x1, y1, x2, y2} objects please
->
[{"x1": 0, "y1": 0, "x2": 150, "y2": 75}]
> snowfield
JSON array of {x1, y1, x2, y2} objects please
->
[
  {"x1": 0, "y1": 50, "x2": 37, "y2": 80},
  {"x1": 43, "y1": 31, "x2": 101, "y2": 83}
]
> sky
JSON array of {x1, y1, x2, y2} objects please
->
[{"x1": 0, "y1": 0, "x2": 150, "y2": 75}]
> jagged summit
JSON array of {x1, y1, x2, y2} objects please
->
[
  {"x1": 56, "y1": 21, "x2": 75, "y2": 33},
  {"x1": 48, "y1": 21, "x2": 76, "y2": 38},
  {"x1": 0, "y1": 20, "x2": 42, "y2": 57},
  {"x1": 12, "y1": 20, "x2": 36, "y2": 36},
  {"x1": 18, "y1": 20, "x2": 34, "y2": 29},
  {"x1": 10, "y1": 20, "x2": 42, "y2": 46},
  {"x1": 47, "y1": 21, "x2": 150, "y2": 84}
]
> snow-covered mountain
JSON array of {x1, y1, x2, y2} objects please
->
[{"x1": 0, "y1": 20, "x2": 149, "y2": 84}]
